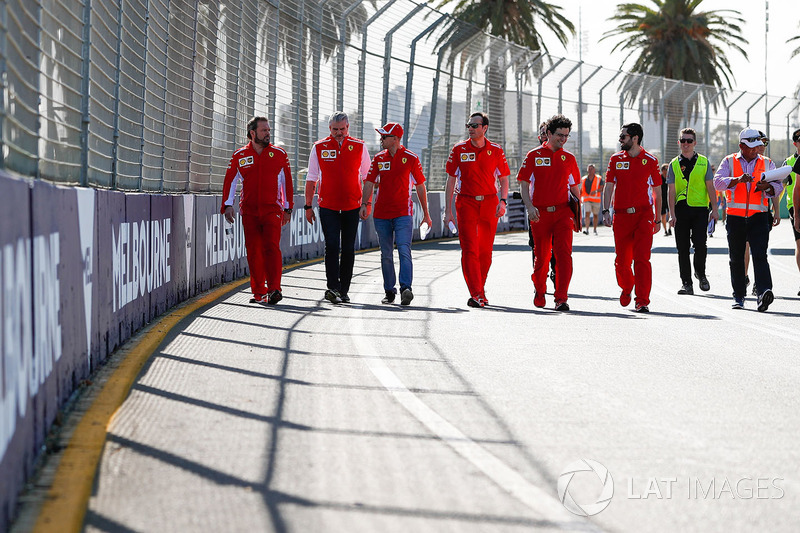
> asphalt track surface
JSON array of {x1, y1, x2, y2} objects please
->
[{"x1": 30, "y1": 226, "x2": 800, "y2": 532}]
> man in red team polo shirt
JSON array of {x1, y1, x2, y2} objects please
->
[
  {"x1": 517, "y1": 114, "x2": 581, "y2": 311},
  {"x1": 444, "y1": 112, "x2": 510, "y2": 308},
  {"x1": 222, "y1": 116, "x2": 293, "y2": 305},
  {"x1": 359, "y1": 122, "x2": 433, "y2": 306},
  {"x1": 602, "y1": 122, "x2": 662, "y2": 313},
  {"x1": 304, "y1": 111, "x2": 371, "y2": 304}
]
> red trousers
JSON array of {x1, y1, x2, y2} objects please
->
[
  {"x1": 530, "y1": 206, "x2": 573, "y2": 302},
  {"x1": 242, "y1": 210, "x2": 283, "y2": 297},
  {"x1": 455, "y1": 195, "x2": 499, "y2": 298},
  {"x1": 612, "y1": 208, "x2": 655, "y2": 306}
]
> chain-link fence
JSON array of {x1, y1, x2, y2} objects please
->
[{"x1": 2, "y1": 0, "x2": 799, "y2": 192}]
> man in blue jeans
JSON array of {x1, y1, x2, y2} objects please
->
[{"x1": 360, "y1": 122, "x2": 432, "y2": 305}]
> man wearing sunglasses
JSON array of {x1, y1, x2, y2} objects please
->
[
  {"x1": 602, "y1": 122, "x2": 662, "y2": 313},
  {"x1": 360, "y1": 122, "x2": 433, "y2": 306},
  {"x1": 444, "y1": 112, "x2": 510, "y2": 308},
  {"x1": 666, "y1": 128, "x2": 719, "y2": 296},
  {"x1": 713, "y1": 128, "x2": 782, "y2": 311},
  {"x1": 517, "y1": 114, "x2": 581, "y2": 311}
]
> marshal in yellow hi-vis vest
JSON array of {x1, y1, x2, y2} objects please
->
[{"x1": 670, "y1": 154, "x2": 710, "y2": 207}]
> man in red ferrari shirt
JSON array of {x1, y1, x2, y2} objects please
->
[
  {"x1": 602, "y1": 122, "x2": 662, "y2": 313},
  {"x1": 359, "y1": 123, "x2": 433, "y2": 306},
  {"x1": 444, "y1": 112, "x2": 510, "y2": 308},
  {"x1": 517, "y1": 114, "x2": 581, "y2": 311},
  {"x1": 222, "y1": 116, "x2": 293, "y2": 305},
  {"x1": 304, "y1": 111, "x2": 371, "y2": 304}
]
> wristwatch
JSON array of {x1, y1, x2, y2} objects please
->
[
  {"x1": 303, "y1": 205, "x2": 313, "y2": 210},
  {"x1": 284, "y1": 208, "x2": 292, "y2": 214},
  {"x1": 500, "y1": 198, "x2": 507, "y2": 205},
  {"x1": 602, "y1": 209, "x2": 610, "y2": 214}
]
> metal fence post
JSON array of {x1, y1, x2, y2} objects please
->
[
  {"x1": 598, "y1": 70, "x2": 621, "y2": 170},
  {"x1": 726, "y1": 92, "x2": 747, "y2": 151},
  {"x1": 556, "y1": 61, "x2": 581, "y2": 115},
  {"x1": 403, "y1": 13, "x2": 448, "y2": 146},
  {"x1": 381, "y1": 4, "x2": 426, "y2": 124},
  {"x1": 704, "y1": 88, "x2": 725, "y2": 149},
  {"x1": 516, "y1": 53, "x2": 544, "y2": 160},
  {"x1": 639, "y1": 77, "x2": 661, "y2": 120},
  {"x1": 336, "y1": 0, "x2": 365, "y2": 111},
  {"x1": 577, "y1": 65, "x2": 602, "y2": 169},
  {"x1": 78, "y1": 0, "x2": 92, "y2": 186},
  {"x1": 536, "y1": 57, "x2": 564, "y2": 126},
  {"x1": 765, "y1": 96, "x2": 785, "y2": 159},
  {"x1": 357, "y1": 0, "x2": 397, "y2": 138},
  {"x1": 681, "y1": 85, "x2": 702, "y2": 128},
  {"x1": 745, "y1": 93, "x2": 766, "y2": 128}
]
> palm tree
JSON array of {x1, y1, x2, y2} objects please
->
[
  {"x1": 434, "y1": 0, "x2": 575, "y2": 143},
  {"x1": 602, "y1": 0, "x2": 748, "y2": 162}
]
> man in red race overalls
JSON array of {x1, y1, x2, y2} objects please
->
[
  {"x1": 517, "y1": 114, "x2": 581, "y2": 311},
  {"x1": 444, "y1": 112, "x2": 510, "y2": 308},
  {"x1": 602, "y1": 122, "x2": 662, "y2": 313},
  {"x1": 222, "y1": 116, "x2": 293, "y2": 305}
]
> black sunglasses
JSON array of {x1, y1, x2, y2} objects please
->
[
  {"x1": 466, "y1": 122, "x2": 485, "y2": 129},
  {"x1": 679, "y1": 138, "x2": 695, "y2": 144},
  {"x1": 380, "y1": 135, "x2": 395, "y2": 140}
]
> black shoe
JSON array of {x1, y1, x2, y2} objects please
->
[
  {"x1": 267, "y1": 290, "x2": 283, "y2": 305},
  {"x1": 695, "y1": 274, "x2": 710, "y2": 292},
  {"x1": 634, "y1": 304, "x2": 650, "y2": 313},
  {"x1": 400, "y1": 288, "x2": 414, "y2": 306},
  {"x1": 340, "y1": 293, "x2": 351, "y2": 303},
  {"x1": 250, "y1": 294, "x2": 267, "y2": 304},
  {"x1": 467, "y1": 297, "x2": 484, "y2": 308},
  {"x1": 324, "y1": 289, "x2": 342, "y2": 304},
  {"x1": 555, "y1": 301, "x2": 570, "y2": 311},
  {"x1": 732, "y1": 297, "x2": 745, "y2": 309},
  {"x1": 757, "y1": 289, "x2": 774, "y2": 312},
  {"x1": 677, "y1": 283, "x2": 693, "y2": 295},
  {"x1": 381, "y1": 291, "x2": 396, "y2": 304}
]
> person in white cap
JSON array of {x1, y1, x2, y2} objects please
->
[
  {"x1": 713, "y1": 128, "x2": 783, "y2": 311},
  {"x1": 360, "y1": 123, "x2": 432, "y2": 305}
]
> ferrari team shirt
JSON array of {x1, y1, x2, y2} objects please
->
[
  {"x1": 605, "y1": 149, "x2": 661, "y2": 210},
  {"x1": 366, "y1": 146, "x2": 426, "y2": 220},
  {"x1": 221, "y1": 142, "x2": 293, "y2": 214},
  {"x1": 516, "y1": 143, "x2": 580, "y2": 206},
  {"x1": 307, "y1": 135, "x2": 370, "y2": 211},
  {"x1": 445, "y1": 138, "x2": 510, "y2": 196}
]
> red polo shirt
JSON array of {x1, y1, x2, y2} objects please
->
[
  {"x1": 445, "y1": 138, "x2": 510, "y2": 196},
  {"x1": 366, "y1": 146, "x2": 425, "y2": 219},
  {"x1": 516, "y1": 143, "x2": 580, "y2": 206},
  {"x1": 605, "y1": 149, "x2": 661, "y2": 209},
  {"x1": 221, "y1": 142, "x2": 293, "y2": 214},
  {"x1": 308, "y1": 135, "x2": 369, "y2": 211}
]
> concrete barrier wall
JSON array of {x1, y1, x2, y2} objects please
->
[{"x1": 0, "y1": 172, "x2": 520, "y2": 529}]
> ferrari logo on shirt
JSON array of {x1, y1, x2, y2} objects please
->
[
  {"x1": 321, "y1": 150, "x2": 337, "y2": 160},
  {"x1": 378, "y1": 162, "x2": 390, "y2": 171},
  {"x1": 487, "y1": 150, "x2": 492, "y2": 155},
  {"x1": 238, "y1": 156, "x2": 254, "y2": 166},
  {"x1": 269, "y1": 151, "x2": 274, "y2": 157},
  {"x1": 402, "y1": 157, "x2": 407, "y2": 164},
  {"x1": 642, "y1": 158, "x2": 647, "y2": 165},
  {"x1": 535, "y1": 157, "x2": 551, "y2": 166},
  {"x1": 616, "y1": 162, "x2": 630, "y2": 170},
  {"x1": 348, "y1": 145, "x2": 353, "y2": 151},
  {"x1": 460, "y1": 153, "x2": 477, "y2": 162},
  {"x1": 561, "y1": 155, "x2": 566, "y2": 161}
]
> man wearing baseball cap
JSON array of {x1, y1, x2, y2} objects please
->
[
  {"x1": 360, "y1": 123, "x2": 432, "y2": 305},
  {"x1": 714, "y1": 127, "x2": 783, "y2": 311}
]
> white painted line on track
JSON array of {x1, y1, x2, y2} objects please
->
[{"x1": 349, "y1": 283, "x2": 603, "y2": 531}]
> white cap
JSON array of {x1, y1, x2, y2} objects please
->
[{"x1": 739, "y1": 128, "x2": 764, "y2": 148}]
